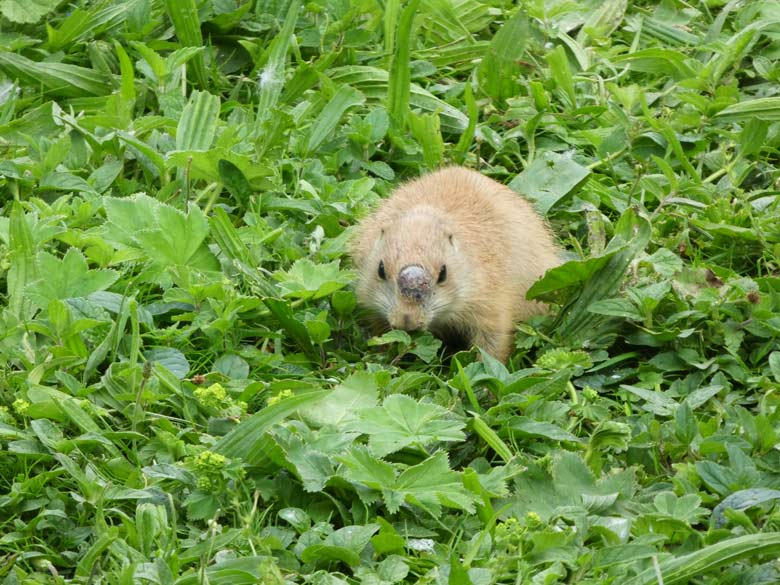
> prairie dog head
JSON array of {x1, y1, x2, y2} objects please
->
[{"x1": 352, "y1": 206, "x2": 467, "y2": 332}]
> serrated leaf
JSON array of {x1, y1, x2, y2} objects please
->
[
  {"x1": 0, "y1": 0, "x2": 60, "y2": 24},
  {"x1": 275, "y1": 259, "x2": 352, "y2": 300},
  {"x1": 298, "y1": 371, "x2": 379, "y2": 427},
  {"x1": 103, "y1": 195, "x2": 219, "y2": 273},
  {"x1": 26, "y1": 248, "x2": 119, "y2": 310},
  {"x1": 347, "y1": 394, "x2": 466, "y2": 457},
  {"x1": 395, "y1": 452, "x2": 476, "y2": 515}
]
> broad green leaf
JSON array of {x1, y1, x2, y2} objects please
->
[
  {"x1": 545, "y1": 45, "x2": 577, "y2": 109},
  {"x1": 652, "y1": 492, "x2": 706, "y2": 523},
  {"x1": 26, "y1": 248, "x2": 118, "y2": 310},
  {"x1": 509, "y1": 151, "x2": 590, "y2": 215},
  {"x1": 394, "y1": 451, "x2": 476, "y2": 515},
  {"x1": 509, "y1": 417, "x2": 582, "y2": 443},
  {"x1": 0, "y1": 0, "x2": 60, "y2": 24},
  {"x1": 643, "y1": 248, "x2": 683, "y2": 277},
  {"x1": 477, "y1": 9, "x2": 529, "y2": 100},
  {"x1": 39, "y1": 171, "x2": 98, "y2": 195},
  {"x1": 218, "y1": 159, "x2": 252, "y2": 205},
  {"x1": 341, "y1": 448, "x2": 476, "y2": 515},
  {"x1": 144, "y1": 348, "x2": 190, "y2": 379},
  {"x1": 769, "y1": 352, "x2": 780, "y2": 383},
  {"x1": 103, "y1": 194, "x2": 219, "y2": 273},
  {"x1": 739, "y1": 117, "x2": 768, "y2": 157},
  {"x1": 550, "y1": 208, "x2": 652, "y2": 344},
  {"x1": 7, "y1": 204, "x2": 37, "y2": 319},
  {"x1": 579, "y1": 0, "x2": 627, "y2": 41},
  {"x1": 620, "y1": 385, "x2": 678, "y2": 416},
  {"x1": 45, "y1": 3, "x2": 128, "y2": 51},
  {"x1": 275, "y1": 259, "x2": 353, "y2": 300},
  {"x1": 298, "y1": 371, "x2": 379, "y2": 427},
  {"x1": 347, "y1": 394, "x2": 466, "y2": 457},
  {"x1": 301, "y1": 524, "x2": 380, "y2": 566},
  {"x1": 716, "y1": 97, "x2": 780, "y2": 121},
  {"x1": 273, "y1": 426, "x2": 343, "y2": 492},
  {"x1": 711, "y1": 489, "x2": 780, "y2": 528},
  {"x1": 408, "y1": 110, "x2": 444, "y2": 169},
  {"x1": 213, "y1": 354, "x2": 250, "y2": 379}
]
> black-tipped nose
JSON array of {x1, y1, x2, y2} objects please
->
[{"x1": 397, "y1": 264, "x2": 431, "y2": 301}]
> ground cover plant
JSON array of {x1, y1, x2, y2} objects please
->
[{"x1": 2, "y1": 0, "x2": 780, "y2": 582}]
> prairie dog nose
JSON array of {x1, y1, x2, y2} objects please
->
[{"x1": 397, "y1": 264, "x2": 431, "y2": 301}]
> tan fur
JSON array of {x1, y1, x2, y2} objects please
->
[{"x1": 349, "y1": 166, "x2": 561, "y2": 362}]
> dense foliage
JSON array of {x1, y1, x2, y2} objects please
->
[{"x1": 2, "y1": 0, "x2": 780, "y2": 583}]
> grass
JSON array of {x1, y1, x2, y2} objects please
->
[{"x1": 2, "y1": 0, "x2": 780, "y2": 583}]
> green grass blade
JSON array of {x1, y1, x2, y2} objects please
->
[
  {"x1": 176, "y1": 90, "x2": 221, "y2": 151},
  {"x1": 255, "y1": 0, "x2": 300, "y2": 127},
  {"x1": 716, "y1": 97, "x2": 780, "y2": 121},
  {"x1": 384, "y1": 0, "x2": 401, "y2": 60},
  {"x1": 305, "y1": 85, "x2": 365, "y2": 154},
  {"x1": 45, "y1": 3, "x2": 130, "y2": 51},
  {"x1": 7, "y1": 203, "x2": 37, "y2": 319},
  {"x1": 387, "y1": 0, "x2": 421, "y2": 128},
  {"x1": 409, "y1": 110, "x2": 444, "y2": 169},
  {"x1": 470, "y1": 414, "x2": 513, "y2": 463},
  {"x1": 0, "y1": 51, "x2": 109, "y2": 96},
  {"x1": 329, "y1": 65, "x2": 468, "y2": 132},
  {"x1": 454, "y1": 76, "x2": 477, "y2": 160},
  {"x1": 579, "y1": 0, "x2": 627, "y2": 40},
  {"x1": 215, "y1": 389, "x2": 330, "y2": 463},
  {"x1": 263, "y1": 298, "x2": 319, "y2": 361},
  {"x1": 161, "y1": 0, "x2": 208, "y2": 87},
  {"x1": 627, "y1": 533, "x2": 780, "y2": 585},
  {"x1": 210, "y1": 206, "x2": 252, "y2": 265},
  {"x1": 546, "y1": 45, "x2": 577, "y2": 109}
]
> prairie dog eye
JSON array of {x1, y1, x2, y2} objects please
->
[
  {"x1": 378, "y1": 260, "x2": 387, "y2": 280},
  {"x1": 437, "y1": 265, "x2": 447, "y2": 284}
]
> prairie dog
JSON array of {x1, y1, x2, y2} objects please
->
[{"x1": 350, "y1": 166, "x2": 561, "y2": 362}]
